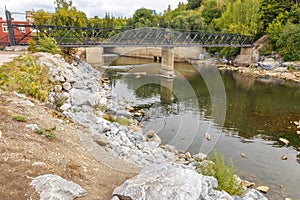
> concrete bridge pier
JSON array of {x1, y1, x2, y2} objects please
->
[
  {"x1": 160, "y1": 47, "x2": 175, "y2": 78},
  {"x1": 234, "y1": 47, "x2": 259, "y2": 67},
  {"x1": 86, "y1": 47, "x2": 103, "y2": 66}
]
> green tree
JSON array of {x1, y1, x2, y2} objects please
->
[
  {"x1": 187, "y1": 0, "x2": 202, "y2": 10},
  {"x1": 266, "y1": 12, "x2": 287, "y2": 49},
  {"x1": 128, "y1": 8, "x2": 156, "y2": 28},
  {"x1": 32, "y1": 9, "x2": 52, "y2": 26},
  {"x1": 200, "y1": 0, "x2": 222, "y2": 26},
  {"x1": 260, "y1": 0, "x2": 297, "y2": 30},
  {"x1": 52, "y1": 0, "x2": 87, "y2": 27},
  {"x1": 171, "y1": 10, "x2": 206, "y2": 31},
  {"x1": 215, "y1": 0, "x2": 262, "y2": 35},
  {"x1": 276, "y1": 23, "x2": 300, "y2": 61},
  {"x1": 288, "y1": 3, "x2": 300, "y2": 24}
]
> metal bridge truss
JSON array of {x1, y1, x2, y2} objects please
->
[{"x1": 4, "y1": 25, "x2": 254, "y2": 48}]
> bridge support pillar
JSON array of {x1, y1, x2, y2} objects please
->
[
  {"x1": 160, "y1": 47, "x2": 175, "y2": 78},
  {"x1": 234, "y1": 47, "x2": 259, "y2": 67},
  {"x1": 86, "y1": 47, "x2": 103, "y2": 66}
]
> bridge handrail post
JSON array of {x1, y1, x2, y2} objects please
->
[{"x1": 5, "y1": 8, "x2": 16, "y2": 46}]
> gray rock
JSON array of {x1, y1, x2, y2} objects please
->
[
  {"x1": 81, "y1": 105, "x2": 93, "y2": 113},
  {"x1": 116, "y1": 110, "x2": 132, "y2": 119},
  {"x1": 111, "y1": 196, "x2": 120, "y2": 200},
  {"x1": 133, "y1": 132, "x2": 144, "y2": 142},
  {"x1": 93, "y1": 135, "x2": 109, "y2": 146},
  {"x1": 193, "y1": 152, "x2": 208, "y2": 162},
  {"x1": 72, "y1": 81, "x2": 86, "y2": 89},
  {"x1": 13, "y1": 91, "x2": 26, "y2": 98},
  {"x1": 26, "y1": 124, "x2": 39, "y2": 131},
  {"x1": 145, "y1": 130, "x2": 156, "y2": 139},
  {"x1": 59, "y1": 75, "x2": 66, "y2": 82},
  {"x1": 30, "y1": 174, "x2": 86, "y2": 200},
  {"x1": 70, "y1": 88, "x2": 99, "y2": 107},
  {"x1": 241, "y1": 188, "x2": 268, "y2": 200},
  {"x1": 113, "y1": 162, "x2": 220, "y2": 200},
  {"x1": 68, "y1": 112, "x2": 97, "y2": 124},
  {"x1": 54, "y1": 84, "x2": 62, "y2": 92},
  {"x1": 273, "y1": 67, "x2": 288, "y2": 73},
  {"x1": 21, "y1": 100, "x2": 35, "y2": 107},
  {"x1": 199, "y1": 176, "x2": 233, "y2": 200},
  {"x1": 161, "y1": 144, "x2": 178, "y2": 154},
  {"x1": 60, "y1": 103, "x2": 72, "y2": 111},
  {"x1": 63, "y1": 82, "x2": 72, "y2": 91}
]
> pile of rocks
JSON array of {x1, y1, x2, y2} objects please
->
[
  {"x1": 35, "y1": 52, "x2": 267, "y2": 200},
  {"x1": 112, "y1": 162, "x2": 267, "y2": 200},
  {"x1": 36, "y1": 52, "x2": 178, "y2": 166},
  {"x1": 219, "y1": 58, "x2": 300, "y2": 82}
]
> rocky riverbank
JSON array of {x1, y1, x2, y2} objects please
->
[
  {"x1": 29, "y1": 52, "x2": 268, "y2": 200},
  {"x1": 218, "y1": 58, "x2": 300, "y2": 83}
]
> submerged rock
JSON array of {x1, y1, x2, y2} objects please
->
[{"x1": 256, "y1": 186, "x2": 270, "y2": 193}]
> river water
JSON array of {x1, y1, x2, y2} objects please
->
[{"x1": 101, "y1": 55, "x2": 300, "y2": 199}]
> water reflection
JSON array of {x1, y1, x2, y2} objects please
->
[
  {"x1": 160, "y1": 78, "x2": 173, "y2": 103},
  {"x1": 106, "y1": 57, "x2": 300, "y2": 199}
]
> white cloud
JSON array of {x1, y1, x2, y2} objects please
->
[{"x1": 0, "y1": 0, "x2": 187, "y2": 20}]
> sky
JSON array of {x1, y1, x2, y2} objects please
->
[{"x1": 0, "y1": 0, "x2": 187, "y2": 20}]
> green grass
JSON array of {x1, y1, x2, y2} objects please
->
[
  {"x1": 0, "y1": 54, "x2": 51, "y2": 101},
  {"x1": 34, "y1": 126, "x2": 56, "y2": 139},
  {"x1": 12, "y1": 115, "x2": 26, "y2": 122},
  {"x1": 195, "y1": 151, "x2": 243, "y2": 196},
  {"x1": 115, "y1": 117, "x2": 131, "y2": 126},
  {"x1": 103, "y1": 113, "x2": 131, "y2": 126},
  {"x1": 45, "y1": 132, "x2": 56, "y2": 139}
]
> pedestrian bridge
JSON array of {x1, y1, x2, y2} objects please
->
[
  {"x1": 5, "y1": 24, "x2": 254, "y2": 48},
  {"x1": 4, "y1": 23, "x2": 256, "y2": 78}
]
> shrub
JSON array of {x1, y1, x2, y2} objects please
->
[
  {"x1": 38, "y1": 36, "x2": 59, "y2": 55},
  {"x1": 0, "y1": 55, "x2": 51, "y2": 101},
  {"x1": 28, "y1": 38, "x2": 38, "y2": 53},
  {"x1": 195, "y1": 151, "x2": 243, "y2": 196}
]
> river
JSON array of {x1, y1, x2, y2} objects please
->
[{"x1": 101, "y1": 55, "x2": 300, "y2": 199}]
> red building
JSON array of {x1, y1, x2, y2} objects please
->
[{"x1": 0, "y1": 17, "x2": 31, "y2": 46}]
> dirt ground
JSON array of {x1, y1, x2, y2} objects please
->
[{"x1": 0, "y1": 90, "x2": 137, "y2": 200}]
